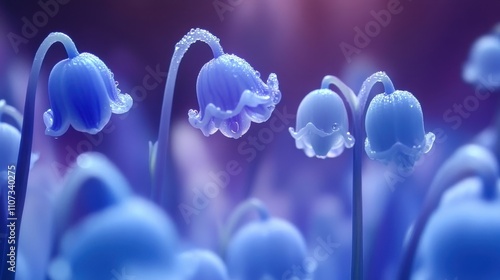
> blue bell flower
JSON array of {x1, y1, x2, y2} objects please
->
[
  {"x1": 417, "y1": 180, "x2": 500, "y2": 279},
  {"x1": 178, "y1": 250, "x2": 229, "y2": 280},
  {"x1": 364, "y1": 90, "x2": 435, "y2": 168},
  {"x1": 289, "y1": 88, "x2": 354, "y2": 158},
  {"x1": 44, "y1": 52, "x2": 132, "y2": 136},
  {"x1": 226, "y1": 217, "x2": 308, "y2": 280},
  {"x1": 463, "y1": 26, "x2": 500, "y2": 89},
  {"x1": 52, "y1": 152, "x2": 132, "y2": 243},
  {"x1": 188, "y1": 53, "x2": 281, "y2": 139},
  {"x1": 49, "y1": 198, "x2": 180, "y2": 280}
]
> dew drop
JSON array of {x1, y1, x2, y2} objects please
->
[
  {"x1": 229, "y1": 121, "x2": 240, "y2": 133},
  {"x1": 332, "y1": 123, "x2": 340, "y2": 131},
  {"x1": 255, "y1": 71, "x2": 260, "y2": 78}
]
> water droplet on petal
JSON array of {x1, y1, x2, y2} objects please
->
[
  {"x1": 255, "y1": 71, "x2": 260, "y2": 78},
  {"x1": 332, "y1": 123, "x2": 340, "y2": 131},
  {"x1": 229, "y1": 121, "x2": 240, "y2": 133}
]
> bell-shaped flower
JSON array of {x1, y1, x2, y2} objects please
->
[
  {"x1": 178, "y1": 250, "x2": 229, "y2": 280},
  {"x1": 49, "y1": 198, "x2": 181, "y2": 280},
  {"x1": 289, "y1": 88, "x2": 354, "y2": 159},
  {"x1": 44, "y1": 52, "x2": 133, "y2": 137},
  {"x1": 364, "y1": 90, "x2": 435, "y2": 168},
  {"x1": 188, "y1": 53, "x2": 281, "y2": 139},
  {"x1": 52, "y1": 152, "x2": 132, "y2": 247},
  {"x1": 417, "y1": 180, "x2": 500, "y2": 279},
  {"x1": 226, "y1": 217, "x2": 308, "y2": 280},
  {"x1": 463, "y1": 27, "x2": 500, "y2": 89}
]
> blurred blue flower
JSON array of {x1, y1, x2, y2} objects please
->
[
  {"x1": 365, "y1": 90, "x2": 435, "y2": 168},
  {"x1": 417, "y1": 181, "x2": 500, "y2": 279},
  {"x1": 52, "y1": 152, "x2": 132, "y2": 242},
  {"x1": 178, "y1": 250, "x2": 229, "y2": 280},
  {"x1": 226, "y1": 217, "x2": 308, "y2": 280},
  {"x1": 49, "y1": 198, "x2": 180, "y2": 280},
  {"x1": 188, "y1": 53, "x2": 281, "y2": 139},
  {"x1": 44, "y1": 52, "x2": 132, "y2": 136},
  {"x1": 289, "y1": 88, "x2": 354, "y2": 158},
  {"x1": 463, "y1": 26, "x2": 500, "y2": 89}
]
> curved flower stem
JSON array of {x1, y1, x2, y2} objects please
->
[
  {"x1": 398, "y1": 145, "x2": 498, "y2": 280},
  {"x1": 0, "y1": 100, "x2": 23, "y2": 129},
  {"x1": 5, "y1": 32, "x2": 78, "y2": 280},
  {"x1": 153, "y1": 29, "x2": 224, "y2": 207},
  {"x1": 322, "y1": 71, "x2": 395, "y2": 280},
  {"x1": 219, "y1": 198, "x2": 269, "y2": 257}
]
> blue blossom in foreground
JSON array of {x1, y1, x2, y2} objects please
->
[
  {"x1": 52, "y1": 152, "x2": 132, "y2": 241},
  {"x1": 178, "y1": 250, "x2": 229, "y2": 280},
  {"x1": 365, "y1": 90, "x2": 435, "y2": 168},
  {"x1": 44, "y1": 52, "x2": 132, "y2": 136},
  {"x1": 226, "y1": 217, "x2": 308, "y2": 280},
  {"x1": 49, "y1": 198, "x2": 180, "y2": 280},
  {"x1": 463, "y1": 26, "x2": 500, "y2": 89},
  {"x1": 188, "y1": 53, "x2": 281, "y2": 139},
  {"x1": 413, "y1": 145, "x2": 500, "y2": 280},
  {"x1": 289, "y1": 88, "x2": 354, "y2": 158}
]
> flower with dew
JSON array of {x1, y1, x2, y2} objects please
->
[
  {"x1": 364, "y1": 90, "x2": 435, "y2": 168},
  {"x1": 8, "y1": 32, "x2": 132, "y2": 280},
  {"x1": 289, "y1": 88, "x2": 354, "y2": 158},
  {"x1": 189, "y1": 53, "x2": 281, "y2": 139},
  {"x1": 44, "y1": 52, "x2": 132, "y2": 136}
]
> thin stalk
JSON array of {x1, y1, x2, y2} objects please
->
[
  {"x1": 322, "y1": 72, "x2": 396, "y2": 280},
  {"x1": 398, "y1": 144, "x2": 498, "y2": 279},
  {"x1": 0, "y1": 100, "x2": 23, "y2": 129},
  {"x1": 153, "y1": 29, "x2": 224, "y2": 208},
  {"x1": 6, "y1": 32, "x2": 78, "y2": 280}
]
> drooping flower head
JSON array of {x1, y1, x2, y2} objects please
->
[
  {"x1": 44, "y1": 52, "x2": 132, "y2": 136},
  {"x1": 365, "y1": 90, "x2": 435, "y2": 168},
  {"x1": 222, "y1": 199, "x2": 308, "y2": 280},
  {"x1": 415, "y1": 145, "x2": 500, "y2": 279},
  {"x1": 289, "y1": 88, "x2": 354, "y2": 158},
  {"x1": 50, "y1": 198, "x2": 180, "y2": 280},
  {"x1": 52, "y1": 152, "x2": 132, "y2": 242},
  {"x1": 463, "y1": 24, "x2": 500, "y2": 89},
  {"x1": 226, "y1": 217, "x2": 308, "y2": 280},
  {"x1": 178, "y1": 250, "x2": 229, "y2": 280},
  {"x1": 189, "y1": 53, "x2": 281, "y2": 139}
]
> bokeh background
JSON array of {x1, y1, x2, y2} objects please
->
[{"x1": 1, "y1": 0, "x2": 500, "y2": 279}]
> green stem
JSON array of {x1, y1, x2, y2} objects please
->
[
  {"x1": 152, "y1": 29, "x2": 224, "y2": 208},
  {"x1": 6, "y1": 32, "x2": 78, "y2": 280},
  {"x1": 398, "y1": 144, "x2": 498, "y2": 279}
]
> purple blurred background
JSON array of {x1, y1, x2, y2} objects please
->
[{"x1": 1, "y1": 0, "x2": 500, "y2": 279}]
